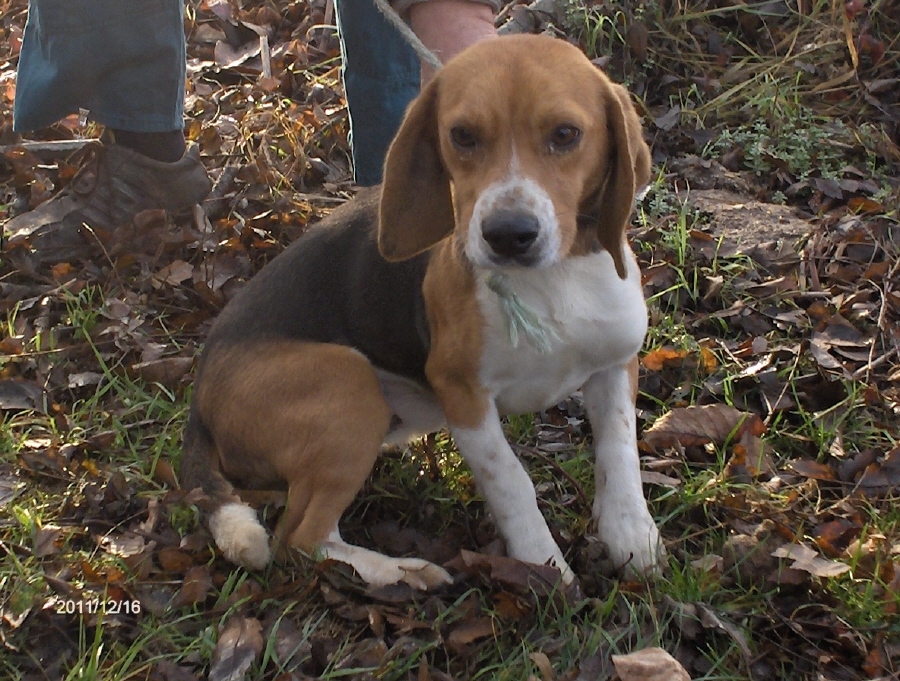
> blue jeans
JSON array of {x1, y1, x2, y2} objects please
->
[
  {"x1": 336, "y1": 0, "x2": 420, "y2": 186},
  {"x1": 14, "y1": 0, "x2": 186, "y2": 133}
]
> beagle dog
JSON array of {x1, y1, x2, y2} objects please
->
[{"x1": 181, "y1": 34, "x2": 662, "y2": 590}]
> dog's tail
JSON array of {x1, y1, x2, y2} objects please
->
[{"x1": 180, "y1": 403, "x2": 271, "y2": 570}]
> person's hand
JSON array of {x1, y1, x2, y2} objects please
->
[{"x1": 409, "y1": 0, "x2": 496, "y2": 83}]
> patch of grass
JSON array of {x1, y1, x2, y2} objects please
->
[
  {"x1": 705, "y1": 114, "x2": 864, "y2": 183},
  {"x1": 767, "y1": 377, "x2": 893, "y2": 460}
]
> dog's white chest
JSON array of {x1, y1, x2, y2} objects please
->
[{"x1": 476, "y1": 251, "x2": 647, "y2": 415}]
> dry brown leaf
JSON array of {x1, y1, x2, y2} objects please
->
[
  {"x1": 171, "y1": 564, "x2": 212, "y2": 608},
  {"x1": 856, "y1": 447, "x2": 900, "y2": 492},
  {"x1": 640, "y1": 471, "x2": 682, "y2": 488},
  {"x1": 789, "y1": 459, "x2": 836, "y2": 481},
  {"x1": 454, "y1": 550, "x2": 563, "y2": 593},
  {"x1": 611, "y1": 647, "x2": 691, "y2": 681},
  {"x1": 157, "y1": 547, "x2": 195, "y2": 573},
  {"x1": 695, "y1": 603, "x2": 752, "y2": 663},
  {"x1": 129, "y1": 357, "x2": 193, "y2": 388},
  {"x1": 447, "y1": 616, "x2": 495, "y2": 647},
  {"x1": 812, "y1": 519, "x2": 860, "y2": 557},
  {"x1": 771, "y1": 543, "x2": 851, "y2": 578},
  {"x1": 100, "y1": 533, "x2": 146, "y2": 558},
  {"x1": 152, "y1": 459, "x2": 179, "y2": 489},
  {"x1": 33, "y1": 526, "x2": 62, "y2": 558},
  {"x1": 209, "y1": 615, "x2": 264, "y2": 681},
  {"x1": 82, "y1": 560, "x2": 125, "y2": 584},
  {"x1": 0, "y1": 379, "x2": 45, "y2": 412},
  {"x1": 529, "y1": 651, "x2": 556, "y2": 681},
  {"x1": 641, "y1": 346, "x2": 688, "y2": 371},
  {"x1": 418, "y1": 657, "x2": 432, "y2": 681},
  {"x1": 153, "y1": 660, "x2": 199, "y2": 681},
  {"x1": 698, "y1": 345, "x2": 718, "y2": 371},
  {"x1": 155, "y1": 259, "x2": 194, "y2": 287},
  {"x1": 642, "y1": 404, "x2": 764, "y2": 451}
]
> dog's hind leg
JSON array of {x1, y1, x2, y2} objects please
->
[
  {"x1": 247, "y1": 344, "x2": 451, "y2": 590},
  {"x1": 319, "y1": 529, "x2": 452, "y2": 590}
]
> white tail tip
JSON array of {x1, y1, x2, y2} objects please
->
[{"x1": 209, "y1": 502, "x2": 271, "y2": 570}]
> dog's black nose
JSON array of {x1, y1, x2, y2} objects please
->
[{"x1": 482, "y1": 211, "x2": 540, "y2": 258}]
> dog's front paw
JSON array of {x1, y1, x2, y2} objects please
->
[{"x1": 596, "y1": 509, "x2": 663, "y2": 577}]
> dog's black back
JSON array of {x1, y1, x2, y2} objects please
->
[{"x1": 202, "y1": 188, "x2": 432, "y2": 384}]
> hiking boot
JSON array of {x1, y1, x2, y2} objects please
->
[{"x1": 4, "y1": 142, "x2": 212, "y2": 263}]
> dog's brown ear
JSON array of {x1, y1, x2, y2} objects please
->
[
  {"x1": 378, "y1": 79, "x2": 456, "y2": 261},
  {"x1": 591, "y1": 80, "x2": 652, "y2": 279}
]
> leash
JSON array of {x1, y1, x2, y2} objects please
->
[
  {"x1": 371, "y1": 0, "x2": 444, "y2": 71},
  {"x1": 485, "y1": 272, "x2": 559, "y2": 354}
]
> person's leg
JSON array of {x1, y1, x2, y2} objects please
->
[
  {"x1": 15, "y1": 0, "x2": 187, "y2": 148},
  {"x1": 6, "y1": 0, "x2": 209, "y2": 262},
  {"x1": 335, "y1": 0, "x2": 420, "y2": 187}
]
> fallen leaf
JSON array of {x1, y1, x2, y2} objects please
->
[
  {"x1": 67, "y1": 372, "x2": 104, "y2": 389},
  {"x1": 129, "y1": 357, "x2": 193, "y2": 388},
  {"x1": 452, "y1": 550, "x2": 564, "y2": 596},
  {"x1": 653, "y1": 105, "x2": 681, "y2": 131},
  {"x1": 171, "y1": 564, "x2": 212, "y2": 608},
  {"x1": 447, "y1": 616, "x2": 495, "y2": 647},
  {"x1": 640, "y1": 471, "x2": 682, "y2": 487},
  {"x1": 0, "y1": 472, "x2": 21, "y2": 508},
  {"x1": 33, "y1": 526, "x2": 62, "y2": 558},
  {"x1": 101, "y1": 533, "x2": 146, "y2": 558},
  {"x1": 559, "y1": 651, "x2": 614, "y2": 681},
  {"x1": 153, "y1": 659, "x2": 199, "y2": 681},
  {"x1": 789, "y1": 459, "x2": 836, "y2": 481},
  {"x1": 690, "y1": 555, "x2": 723, "y2": 573},
  {"x1": 612, "y1": 647, "x2": 691, "y2": 680},
  {"x1": 772, "y1": 543, "x2": 851, "y2": 577},
  {"x1": 641, "y1": 346, "x2": 688, "y2": 371},
  {"x1": 529, "y1": 651, "x2": 556, "y2": 681},
  {"x1": 642, "y1": 405, "x2": 764, "y2": 451},
  {"x1": 812, "y1": 519, "x2": 860, "y2": 557},
  {"x1": 159, "y1": 547, "x2": 197, "y2": 574},
  {"x1": 264, "y1": 616, "x2": 311, "y2": 671},
  {"x1": 155, "y1": 259, "x2": 194, "y2": 287},
  {"x1": 855, "y1": 447, "x2": 900, "y2": 493},
  {"x1": 695, "y1": 603, "x2": 752, "y2": 664},
  {"x1": 81, "y1": 560, "x2": 125, "y2": 584},
  {"x1": 209, "y1": 615, "x2": 264, "y2": 681},
  {"x1": 0, "y1": 380, "x2": 45, "y2": 412}
]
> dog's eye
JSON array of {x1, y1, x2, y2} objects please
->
[
  {"x1": 450, "y1": 126, "x2": 478, "y2": 151},
  {"x1": 549, "y1": 125, "x2": 581, "y2": 151}
]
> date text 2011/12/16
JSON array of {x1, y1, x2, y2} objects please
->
[{"x1": 55, "y1": 599, "x2": 142, "y2": 615}]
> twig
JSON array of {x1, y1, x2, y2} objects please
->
[{"x1": 0, "y1": 139, "x2": 97, "y2": 156}]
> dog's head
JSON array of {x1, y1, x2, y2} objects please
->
[{"x1": 378, "y1": 34, "x2": 651, "y2": 278}]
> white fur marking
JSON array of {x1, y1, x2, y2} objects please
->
[
  {"x1": 452, "y1": 405, "x2": 574, "y2": 584},
  {"x1": 375, "y1": 369, "x2": 446, "y2": 446},
  {"x1": 467, "y1": 147, "x2": 561, "y2": 267},
  {"x1": 320, "y1": 529, "x2": 452, "y2": 590},
  {"x1": 210, "y1": 502, "x2": 271, "y2": 570},
  {"x1": 584, "y1": 368, "x2": 662, "y2": 575},
  {"x1": 476, "y1": 250, "x2": 647, "y2": 416}
]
